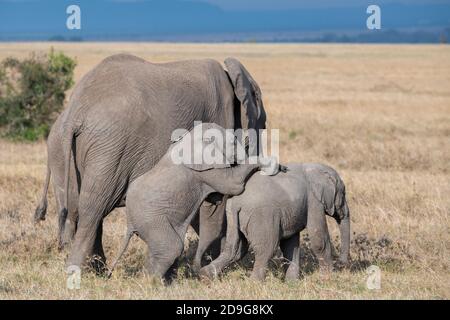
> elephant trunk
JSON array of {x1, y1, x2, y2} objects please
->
[{"x1": 338, "y1": 203, "x2": 350, "y2": 265}]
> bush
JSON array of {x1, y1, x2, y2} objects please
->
[{"x1": 0, "y1": 49, "x2": 76, "y2": 141}]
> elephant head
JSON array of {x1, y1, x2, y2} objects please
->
[
  {"x1": 308, "y1": 167, "x2": 350, "y2": 265},
  {"x1": 171, "y1": 122, "x2": 236, "y2": 171}
]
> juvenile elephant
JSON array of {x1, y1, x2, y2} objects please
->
[
  {"x1": 108, "y1": 123, "x2": 279, "y2": 280},
  {"x1": 34, "y1": 54, "x2": 266, "y2": 269},
  {"x1": 200, "y1": 163, "x2": 350, "y2": 281}
]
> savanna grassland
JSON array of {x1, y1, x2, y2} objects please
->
[{"x1": 0, "y1": 43, "x2": 449, "y2": 299}]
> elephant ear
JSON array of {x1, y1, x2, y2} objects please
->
[
  {"x1": 333, "y1": 176, "x2": 347, "y2": 218},
  {"x1": 224, "y1": 57, "x2": 264, "y2": 130},
  {"x1": 308, "y1": 169, "x2": 337, "y2": 216},
  {"x1": 182, "y1": 123, "x2": 232, "y2": 172}
]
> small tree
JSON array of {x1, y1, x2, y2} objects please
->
[{"x1": 0, "y1": 49, "x2": 76, "y2": 141}]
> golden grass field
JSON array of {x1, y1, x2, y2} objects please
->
[{"x1": 0, "y1": 43, "x2": 449, "y2": 299}]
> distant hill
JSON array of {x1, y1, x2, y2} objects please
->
[{"x1": 1, "y1": 0, "x2": 449, "y2": 42}]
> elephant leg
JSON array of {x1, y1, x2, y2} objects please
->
[
  {"x1": 64, "y1": 180, "x2": 81, "y2": 249},
  {"x1": 144, "y1": 216, "x2": 184, "y2": 281},
  {"x1": 66, "y1": 176, "x2": 115, "y2": 272},
  {"x1": 280, "y1": 234, "x2": 300, "y2": 281},
  {"x1": 56, "y1": 174, "x2": 79, "y2": 250},
  {"x1": 248, "y1": 212, "x2": 280, "y2": 281},
  {"x1": 92, "y1": 219, "x2": 106, "y2": 270},
  {"x1": 61, "y1": 212, "x2": 78, "y2": 250},
  {"x1": 199, "y1": 206, "x2": 241, "y2": 279},
  {"x1": 250, "y1": 241, "x2": 278, "y2": 281},
  {"x1": 59, "y1": 189, "x2": 79, "y2": 250},
  {"x1": 307, "y1": 205, "x2": 333, "y2": 271},
  {"x1": 193, "y1": 198, "x2": 226, "y2": 273},
  {"x1": 66, "y1": 210, "x2": 103, "y2": 271}
]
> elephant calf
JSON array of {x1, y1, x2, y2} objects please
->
[
  {"x1": 200, "y1": 163, "x2": 350, "y2": 281},
  {"x1": 108, "y1": 123, "x2": 280, "y2": 281}
]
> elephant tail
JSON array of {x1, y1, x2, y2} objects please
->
[
  {"x1": 34, "y1": 162, "x2": 51, "y2": 223},
  {"x1": 60, "y1": 126, "x2": 76, "y2": 246},
  {"x1": 107, "y1": 227, "x2": 135, "y2": 278}
]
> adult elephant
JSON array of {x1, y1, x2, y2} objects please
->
[{"x1": 55, "y1": 54, "x2": 266, "y2": 269}]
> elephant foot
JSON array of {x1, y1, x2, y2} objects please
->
[
  {"x1": 334, "y1": 258, "x2": 349, "y2": 270},
  {"x1": 285, "y1": 267, "x2": 299, "y2": 281},
  {"x1": 66, "y1": 246, "x2": 106, "y2": 276},
  {"x1": 199, "y1": 264, "x2": 220, "y2": 280},
  {"x1": 192, "y1": 264, "x2": 201, "y2": 276},
  {"x1": 250, "y1": 269, "x2": 266, "y2": 282},
  {"x1": 191, "y1": 256, "x2": 203, "y2": 275}
]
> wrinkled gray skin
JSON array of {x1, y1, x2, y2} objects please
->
[
  {"x1": 34, "y1": 109, "x2": 83, "y2": 249},
  {"x1": 108, "y1": 123, "x2": 261, "y2": 280},
  {"x1": 190, "y1": 192, "x2": 227, "y2": 271},
  {"x1": 34, "y1": 54, "x2": 266, "y2": 270},
  {"x1": 200, "y1": 163, "x2": 351, "y2": 281},
  {"x1": 34, "y1": 109, "x2": 130, "y2": 250}
]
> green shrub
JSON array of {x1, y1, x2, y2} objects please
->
[{"x1": 0, "y1": 49, "x2": 76, "y2": 141}]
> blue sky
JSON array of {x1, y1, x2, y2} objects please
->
[
  {"x1": 203, "y1": 0, "x2": 450, "y2": 10},
  {"x1": 2, "y1": 0, "x2": 450, "y2": 10},
  {"x1": 1, "y1": 0, "x2": 450, "y2": 41}
]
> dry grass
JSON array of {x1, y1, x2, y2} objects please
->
[{"x1": 0, "y1": 43, "x2": 449, "y2": 299}]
